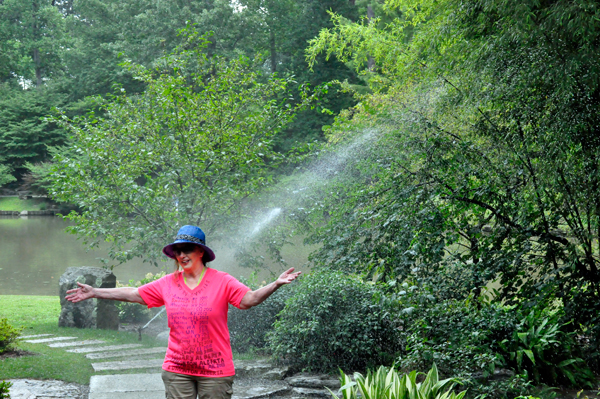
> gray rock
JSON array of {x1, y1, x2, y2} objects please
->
[
  {"x1": 58, "y1": 266, "x2": 119, "y2": 330},
  {"x1": 261, "y1": 366, "x2": 290, "y2": 380},
  {"x1": 291, "y1": 387, "x2": 331, "y2": 398},
  {"x1": 156, "y1": 330, "x2": 170, "y2": 344},
  {"x1": 235, "y1": 359, "x2": 276, "y2": 378},
  {"x1": 233, "y1": 380, "x2": 289, "y2": 399},
  {"x1": 286, "y1": 374, "x2": 340, "y2": 390},
  {"x1": 470, "y1": 368, "x2": 515, "y2": 381}
]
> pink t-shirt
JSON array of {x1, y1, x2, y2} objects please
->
[{"x1": 138, "y1": 268, "x2": 250, "y2": 377}]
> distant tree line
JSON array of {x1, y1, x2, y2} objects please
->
[{"x1": 0, "y1": 0, "x2": 380, "y2": 187}]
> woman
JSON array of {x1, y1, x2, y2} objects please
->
[{"x1": 66, "y1": 225, "x2": 301, "y2": 399}]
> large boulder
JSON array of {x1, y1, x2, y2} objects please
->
[{"x1": 58, "y1": 267, "x2": 119, "y2": 330}]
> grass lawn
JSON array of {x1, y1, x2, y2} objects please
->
[
  {"x1": 0, "y1": 197, "x2": 49, "y2": 212},
  {"x1": 0, "y1": 295, "x2": 164, "y2": 384}
]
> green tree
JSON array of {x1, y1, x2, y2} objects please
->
[
  {"x1": 0, "y1": 160, "x2": 17, "y2": 187},
  {"x1": 0, "y1": 0, "x2": 67, "y2": 88},
  {"x1": 235, "y1": 0, "x2": 363, "y2": 151},
  {"x1": 303, "y1": 0, "x2": 600, "y2": 343},
  {"x1": 49, "y1": 34, "x2": 313, "y2": 265},
  {"x1": 60, "y1": 0, "x2": 250, "y2": 100},
  {"x1": 0, "y1": 86, "x2": 69, "y2": 180}
]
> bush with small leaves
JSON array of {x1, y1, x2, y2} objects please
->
[
  {"x1": 116, "y1": 272, "x2": 166, "y2": 323},
  {"x1": 268, "y1": 269, "x2": 401, "y2": 372},
  {"x1": 0, "y1": 318, "x2": 21, "y2": 354},
  {"x1": 228, "y1": 273, "x2": 293, "y2": 353}
]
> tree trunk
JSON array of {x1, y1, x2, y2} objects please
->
[
  {"x1": 367, "y1": 5, "x2": 375, "y2": 71},
  {"x1": 270, "y1": 28, "x2": 276, "y2": 73},
  {"x1": 33, "y1": 48, "x2": 42, "y2": 87},
  {"x1": 32, "y1": 0, "x2": 42, "y2": 88}
]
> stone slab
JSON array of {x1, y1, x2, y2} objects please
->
[
  {"x1": 66, "y1": 343, "x2": 143, "y2": 353},
  {"x1": 48, "y1": 339, "x2": 106, "y2": 348},
  {"x1": 86, "y1": 347, "x2": 167, "y2": 359},
  {"x1": 91, "y1": 358, "x2": 164, "y2": 371},
  {"x1": 90, "y1": 373, "x2": 164, "y2": 392},
  {"x1": 89, "y1": 373, "x2": 165, "y2": 399},
  {"x1": 19, "y1": 334, "x2": 53, "y2": 339},
  {"x1": 23, "y1": 336, "x2": 78, "y2": 344},
  {"x1": 7, "y1": 379, "x2": 87, "y2": 399},
  {"x1": 90, "y1": 392, "x2": 165, "y2": 399}
]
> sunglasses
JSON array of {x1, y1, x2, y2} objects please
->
[{"x1": 173, "y1": 244, "x2": 198, "y2": 254}]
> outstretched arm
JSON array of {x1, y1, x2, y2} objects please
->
[
  {"x1": 239, "y1": 267, "x2": 301, "y2": 310},
  {"x1": 66, "y1": 282, "x2": 146, "y2": 305}
]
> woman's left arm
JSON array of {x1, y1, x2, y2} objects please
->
[{"x1": 239, "y1": 267, "x2": 301, "y2": 310}]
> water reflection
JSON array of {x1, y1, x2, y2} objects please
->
[{"x1": 0, "y1": 216, "x2": 312, "y2": 296}]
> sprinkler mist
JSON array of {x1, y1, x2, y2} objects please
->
[
  {"x1": 231, "y1": 128, "x2": 382, "y2": 254},
  {"x1": 248, "y1": 208, "x2": 282, "y2": 238}
]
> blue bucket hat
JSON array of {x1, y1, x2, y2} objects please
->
[{"x1": 162, "y1": 225, "x2": 216, "y2": 263}]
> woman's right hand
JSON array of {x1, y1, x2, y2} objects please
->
[{"x1": 65, "y1": 282, "x2": 95, "y2": 303}]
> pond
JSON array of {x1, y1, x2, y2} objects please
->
[{"x1": 0, "y1": 216, "x2": 310, "y2": 296}]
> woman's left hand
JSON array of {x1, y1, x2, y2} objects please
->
[{"x1": 276, "y1": 267, "x2": 302, "y2": 286}]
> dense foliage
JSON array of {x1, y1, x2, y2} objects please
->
[
  {"x1": 302, "y1": 0, "x2": 600, "y2": 371},
  {"x1": 3, "y1": 0, "x2": 600, "y2": 392},
  {"x1": 268, "y1": 269, "x2": 401, "y2": 372},
  {"x1": 228, "y1": 273, "x2": 292, "y2": 353},
  {"x1": 49, "y1": 30, "x2": 314, "y2": 264}
]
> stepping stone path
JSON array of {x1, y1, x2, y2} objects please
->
[{"x1": 11, "y1": 334, "x2": 338, "y2": 399}]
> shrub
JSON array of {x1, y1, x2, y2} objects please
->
[
  {"x1": 268, "y1": 269, "x2": 401, "y2": 372},
  {"x1": 0, "y1": 318, "x2": 21, "y2": 354},
  {"x1": 395, "y1": 286, "x2": 518, "y2": 380},
  {"x1": 228, "y1": 273, "x2": 292, "y2": 353},
  {"x1": 331, "y1": 363, "x2": 466, "y2": 399},
  {"x1": 0, "y1": 381, "x2": 11, "y2": 399},
  {"x1": 116, "y1": 272, "x2": 166, "y2": 323}
]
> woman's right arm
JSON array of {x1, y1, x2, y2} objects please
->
[{"x1": 65, "y1": 282, "x2": 146, "y2": 305}]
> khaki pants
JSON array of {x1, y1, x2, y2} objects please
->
[{"x1": 161, "y1": 370, "x2": 234, "y2": 399}]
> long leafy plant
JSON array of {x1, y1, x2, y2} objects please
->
[
  {"x1": 330, "y1": 364, "x2": 466, "y2": 399},
  {"x1": 498, "y1": 310, "x2": 595, "y2": 387}
]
